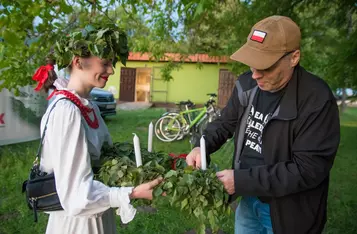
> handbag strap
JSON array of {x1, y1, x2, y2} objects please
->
[{"x1": 34, "y1": 97, "x2": 69, "y2": 164}]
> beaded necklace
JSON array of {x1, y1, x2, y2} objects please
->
[{"x1": 55, "y1": 90, "x2": 99, "y2": 129}]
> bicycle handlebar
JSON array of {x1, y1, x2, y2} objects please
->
[
  {"x1": 176, "y1": 100, "x2": 195, "y2": 107},
  {"x1": 207, "y1": 93, "x2": 217, "y2": 97},
  {"x1": 176, "y1": 94, "x2": 217, "y2": 108},
  {"x1": 207, "y1": 94, "x2": 217, "y2": 104}
]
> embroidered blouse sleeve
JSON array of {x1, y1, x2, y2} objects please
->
[{"x1": 47, "y1": 101, "x2": 136, "y2": 223}]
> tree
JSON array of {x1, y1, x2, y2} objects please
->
[
  {"x1": 179, "y1": 0, "x2": 357, "y2": 113},
  {"x1": 0, "y1": 0, "x2": 201, "y2": 89},
  {"x1": 294, "y1": 0, "x2": 357, "y2": 112},
  {"x1": 1, "y1": 0, "x2": 356, "y2": 107},
  {"x1": 1, "y1": 0, "x2": 76, "y2": 91}
]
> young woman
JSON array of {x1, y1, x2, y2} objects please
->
[{"x1": 32, "y1": 27, "x2": 162, "y2": 234}]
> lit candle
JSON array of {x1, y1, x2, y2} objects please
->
[
  {"x1": 148, "y1": 122, "x2": 153, "y2": 152},
  {"x1": 200, "y1": 135, "x2": 207, "y2": 170},
  {"x1": 133, "y1": 133, "x2": 142, "y2": 167}
]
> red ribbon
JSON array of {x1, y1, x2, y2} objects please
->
[
  {"x1": 32, "y1": 64, "x2": 54, "y2": 91},
  {"x1": 169, "y1": 153, "x2": 188, "y2": 170},
  {"x1": 46, "y1": 88, "x2": 57, "y2": 100}
]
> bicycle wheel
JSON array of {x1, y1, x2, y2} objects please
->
[
  {"x1": 160, "y1": 115, "x2": 182, "y2": 141},
  {"x1": 154, "y1": 116, "x2": 170, "y2": 142},
  {"x1": 154, "y1": 115, "x2": 181, "y2": 142}
]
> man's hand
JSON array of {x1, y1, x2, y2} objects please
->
[
  {"x1": 130, "y1": 177, "x2": 163, "y2": 200},
  {"x1": 186, "y1": 147, "x2": 201, "y2": 168},
  {"x1": 216, "y1": 170, "x2": 235, "y2": 195}
]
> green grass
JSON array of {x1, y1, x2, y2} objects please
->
[
  {"x1": 324, "y1": 107, "x2": 357, "y2": 234},
  {"x1": 0, "y1": 107, "x2": 356, "y2": 234}
]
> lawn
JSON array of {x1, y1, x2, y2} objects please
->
[{"x1": 0, "y1": 107, "x2": 356, "y2": 234}]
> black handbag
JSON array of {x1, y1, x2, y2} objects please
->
[{"x1": 22, "y1": 98, "x2": 69, "y2": 222}]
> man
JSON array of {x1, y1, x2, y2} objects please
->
[{"x1": 186, "y1": 15, "x2": 340, "y2": 234}]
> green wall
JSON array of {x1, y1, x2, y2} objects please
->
[{"x1": 104, "y1": 61, "x2": 228, "y2": 104}]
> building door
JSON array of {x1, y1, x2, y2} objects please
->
[
  {"x1": 218, "y1": 69, "x2": 237, "y2": 108},
  {"x1": 119, "y1": 67, "x2": 136, "y2": 102},
  {"x1": 135, "y1": 68, "x2": 151, "y2": 102}
]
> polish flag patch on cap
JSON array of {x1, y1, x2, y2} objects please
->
[{"x1": 250, "y1": 30, "x2": 267, "y2": 43}]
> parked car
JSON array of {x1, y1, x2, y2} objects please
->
[
  {"x1": 48, "y1": 87, "x2": 117, "y2": 117},
  {"x1": 90, "y1": 88, "x2": 117, "y2": 117}
]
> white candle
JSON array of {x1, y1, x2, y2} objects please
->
[
  {"x1": 148, "y1": 122, "x2": 153, "y2": 152},
  {"x1": 200, "y1": 135, "x2": 207, "y2": 170},
  {"x1": 133, "y1": 133, "x2": 142, "y2": 167}
]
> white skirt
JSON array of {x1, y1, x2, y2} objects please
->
[{"x1": 45, "y1": 208, "x2": 117, "y2": 234}]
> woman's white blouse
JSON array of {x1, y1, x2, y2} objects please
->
[{"x1": 39, "y1": 91, "x2": 136, "y2": 224}]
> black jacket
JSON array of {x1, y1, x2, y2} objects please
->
[{"x1": 200, "y1": 65, "x2": 340, "y2": 234}]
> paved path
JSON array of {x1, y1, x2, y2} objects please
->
[{"x1": 117, "y1": 102, "x2": 153, "y2": 110}]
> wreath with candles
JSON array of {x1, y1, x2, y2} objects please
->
[{"x1": 98, "y1": 142, "x2": 231, "y2": 234}]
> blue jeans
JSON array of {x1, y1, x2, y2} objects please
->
[{"x1": 235, "y1": 196, "x2": 274, "y2": 234}]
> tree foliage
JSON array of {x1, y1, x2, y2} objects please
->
[{"x1": 0, "y1": 0, "x2": 356, "y2": 94}]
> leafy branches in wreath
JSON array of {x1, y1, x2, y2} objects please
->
[
  {"x1": 154, "y1": 167, "x2": 231, "y2": 234},
  {"x1": 98, "y1": 142, "x2": 231, "y2": 234},
  {"x1": 53, "y1": 24, "x2": 129, "y2": 70}
]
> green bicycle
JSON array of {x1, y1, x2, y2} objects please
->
[{"x1": 154, "y1": 93, "x2": 220, "y2": 143}]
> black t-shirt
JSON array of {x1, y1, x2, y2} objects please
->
[{"x1": 240, "y1": 88, "x2": 286, "y2": 169}]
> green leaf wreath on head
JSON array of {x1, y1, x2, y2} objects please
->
[{"x1": 53, "y1": 23, "x2": 129, "y2": 70}]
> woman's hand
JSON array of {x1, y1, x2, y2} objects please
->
[{"x1": 130, "y1": 177, "x2": 163, "y2": 200}]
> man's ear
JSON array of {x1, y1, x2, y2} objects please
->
[{"x1": 291, "y1": 50, "x2": 300, "y2": 67}]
